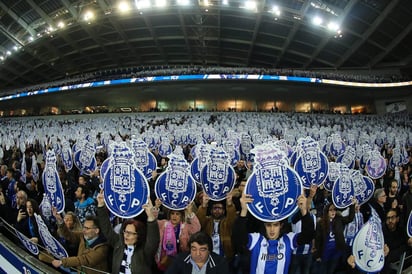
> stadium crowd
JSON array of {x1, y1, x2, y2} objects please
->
[{"x1": 0, "y1": 111, "x2": 411, "y2": 274}]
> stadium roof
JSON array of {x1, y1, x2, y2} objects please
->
[{"x1": 0, "y1": 0, "x2": 411, "y2": 91}]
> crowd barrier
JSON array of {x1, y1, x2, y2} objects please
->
[{"x1": 0, "y1": 232, "x2": 60, "y2": 274}]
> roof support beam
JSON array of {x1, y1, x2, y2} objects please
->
[
  {"x1": 96, "y1": 0, "x2": 142, "y2": 65},
  {"x1": 178, "y1": 11, "x2": 194, "y2": 64},
  {"x1": 274, "y1": 0, "x2": 311, "y2": 67},
  {"x1": 369, "y1": 18, "x2": 412, "y2": 68},
  {"x1": 0, "y1": 0, "x2": 36, "y2": 37},
  {"x1": 246, "y1": 0, "x2": 266, "y2": 66},
  {"x1": 335, "y1": 0, "x2": 399, "y2": 68}
]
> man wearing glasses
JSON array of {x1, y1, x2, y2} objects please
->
[
  {"x1": 196, "y1": 192, "x2": 237, "y2": 265},
  {"x1": 380, "y1": 208, "x2": 412, "y2": 274},
  {"x1": 165, "y1": 231, "x2": 229, "y2": 274},
  {"x1": 51, "y1": 215, "x2": 109, "y2": 274}
]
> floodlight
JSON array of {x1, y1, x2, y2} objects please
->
[
  {"x1": 327, "y1": 21, "x2": 339, "y2": 31},
  {"x1": 222, "y1": 0, "x2": 229, "y2": 5},
  {"x1": 155, "y1": 0, "x2": 167, "y2": 7},
  {"x1": 57, "y1": 21, "x2": 65, "y2": 28},
  {"x1": 118, "y1": 1, "x2": 131, "y2": 12},
  {"x1": 6, "y1": 51, "x2": 11, "y2": 56},
  {"x1": 243, "y1": 0, "x2": 257, "y2": 11},
  {"x1": 270, "y1": 5, "x2": 281, "y2": 16},
  {"x1": 83, "y1": 10, "x2": 95, "y2": 22},
  {"x1": 0, "y1": 56, "x2": 4, "y2": 61},
  {"x1": 177, "y1": 0, "x2": 191, "y2": 6},
  {"x1": 312, "y1": 16, "x2": 323, "y2": 26},
  {"x1": 135, "y1": 0, "x2": 151, "y2": 9}
]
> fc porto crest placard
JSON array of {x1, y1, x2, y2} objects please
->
[
  {"x1": 352, "y1": 214, "x2": 385, "y2": 273},
  {"x1": 103, "y1": 142, "x2": 150, "y2": 218},
  {"x1": 200, "y1": 147, "x2": 236, "y2": 201},
  {"x1": 245, "y1": 144, "x2": 303, "y2": 222},
  {"x1": 155, "y1": 148, "x2": 197, "y2": 210},
  {"x1": 294, "y1": 137, "x2": 329, "y2": 188},
  {"x1": 42, "y1": 150, "x2": 65, "y2": 213}
]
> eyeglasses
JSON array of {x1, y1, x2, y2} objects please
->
[
  {"x1": 123, "y1": 230, "x2": 138, "y2": 236},
  {"x1": 83, "y1": 226, "x2": 96, "y2": 230},
  {"x1": 212, "y1": 207, "x2": 224, "y2": 210}
]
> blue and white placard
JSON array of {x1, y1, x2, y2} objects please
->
[
  {"x1": 41, "y1": 150, "x2": 65, "y2": 213},
  {"x1": 351, "y1": 170, "x2": 375, "y2": 206},
  {"x1": 324, "y1": 162, "x2": 340, "y2": 192},
  {"x1": 365, "y1": 150, "x2": 387, "y2": 179},
  {"x1": 352, "y1": 213, "x2": 385, "y2": 273},
  {"x1": 155, "y1": 149, "x2": 197, "y2": 210},
  {"x1": 332, "y1": 166, "x2": 354, "y2": 209},
  {"x1": 407, "y1": 211, "x2": 412, "y2": 238},
  {"x1": 294, "y1": 138, "x2": 329, "y2": 188},
  {"x1": 336, "y1": 146, "x2": 356, "y2": 169},
  {"x1": 190, "y1": 144, "x2": 210, "y2": 183},
  {"x1": 245, "y1": 144, "x2": 303, "y2": 222},
  {"x1": 15, "y1": 228, "x2": 39, "y2": 255},
  {"x1": 200, "y1": 147, "x2": 236, "y2": 201},
  {"x1": 60, "y1": 142, "x2": 73, "y2": 171},
  {"x1": 73, "y1": 135, "x2": 97, "y2": 174},
  {"x1": 329, "y1": 134, "x2": 346, "y2": 157},
  {"x1": 130, "y1": 138, "x2": 158, "y2": 180},
  {"x1": 103, "y1": 142, "x2": 150, "y2": 218},
  {"x1": 35, "y1": 213, "x2": 68, "y2": 259}
]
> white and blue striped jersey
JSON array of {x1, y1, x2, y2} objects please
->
[{"x1": 248, "y1": 232, "x2": 297, "y2": 274}]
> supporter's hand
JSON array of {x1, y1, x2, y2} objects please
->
[
  {"x1": 154, "y1": 198, "x2": 162, "y2": 209},
  {"x1": 96, "y1": 189, "x2": 105, "y2": 208},
  {"x1": 297, "y1": 194, "x2": 308, "y2": 215},
  {"x1": 239, "y1": 192, "x2": 253, "y2": 217},
  {"x1": 384, "y1": 244, "x2": 389, "y2": 257},
  {"x1": 30, "y1": 237, "x2": 38, "y2": 244},
  {"x1": 391, "y1": 199, "x2": 398, "y2": 209},
  {"x1": 143, "y1": 198, "x2": 156, "y2": 222},
  {"x1": 309, "y1": 184, "x2": 317, "y2": 199},
  {"x1": 0, "y1": 191, "x2": 5, "y2": 205},
  {"x1": 226, "y1": 191, "x2": 233, "y2": 206},
  {"x1": 52, "y1": 207, "x2": 63, "y2": 223},
  {"x1": 152, "y1": 170, "x2": 158, "y2": 179},
  {"x1": 185, "y1": 202, "x2": 194, "y2": 215},
  {"x1": 347, "y1": 255, "x2": 355, "y2": 269},
  {"x1": 17, "y1": 208, "x2": 27, "y2": 222},
  {"x1": 202, "y1": 193, "x2": 210, "y2": 208},
  {"x1": 52, "y1": 259, "x2": 62, "y2": 268}
]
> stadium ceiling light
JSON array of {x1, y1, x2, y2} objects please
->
[
  {"x1": 312, "y1": 16, "x2": 323, "y2": 26},
  {"x1": 6, "y1": 51, "x2": 11, "y2": 56},
  {"x1": 135, "y1": 0, "x2": 151, "y2": 9},
  {"x1": 222, "y1": 0, "x2": 229, "y2": 5},
  {"x1": 83, "y1": 10, "x2": 95, "y2": 22},
  {"x1": 118, "y1": 1, "x2": 131, "y2": 12},
  {"x1": 177, "y1": 0, "x2": 191, "y2": 6},
  {"x1": 57, "y1": 21, "x2": 65, "y2": 29},
  {"x1": 242, "y1": 0, "x2": 257, "y2": 11},
  {"x1": 0, "y1": 56, "x2": 4, "y2": 61},
  {"x1": 269, "y1": 5, "x2": 281, "y2": 16},
  {"x1": 154, "y1": 0, "x2": 168, "y2": 7},
  {"x1": 327, "y1": 21, "x2": 339, "y2": 31}
]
